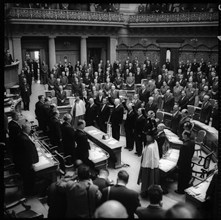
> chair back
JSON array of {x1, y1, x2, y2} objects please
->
[
  {"x1": 53, "y1": 151, "x2": 66, "y2": 174},
  {"x1": 202, "y1": 151, "x2": 213, "y2": 170},
  {"x1": 196, "y1": 130, "x2": 206, "y2": 143},
  {"x1": 187, "y1": 105, "x2": 195, "y2": 118},
  {"x1": 156, "y1": 111, "x2": 164, "y2": 123},
  {"x1": 64, "y1": 89, "x2": 72, "y2": 97}
]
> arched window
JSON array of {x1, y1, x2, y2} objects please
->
[{"x1": 166, "y1": 49, "x2": 171, "y2": 62}]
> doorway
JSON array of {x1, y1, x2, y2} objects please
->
[{"x1": 88, "y1": 48, "x2": 101, "y2": 69}]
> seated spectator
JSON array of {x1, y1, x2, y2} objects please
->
[
  {"x1": 199, "y1": 85, "x2": 211, "y2": 103},
  {"x1": 54, "y1": 77, "x2": 62, "y2": 93},
  {"x1": 173, "y1": 81, "x2": 183, "y2": 103},
  {"x1": 155, "y1": 74, "x2": 164, "y2": 89},
  {"x1": 103, "y1": 77, "x2": 113, "y2": 95},
  {"x1": 146, "y1": 80, "x2": 156, "y2": 96},
  {"x1": 126, "y1": 72, "x2": 135, "y2": 90},
  {"x1": 165, "y1": 202, "x2": 200, "y2": 218},
  {"x1": 136, "y1": 185, "x2": 166, "y2": 219},
  {"x1": 199, "y1": 95, "x2": 213, "y2": 125},
  {"x1": 94, "y1": 200, "x2": 128, "y2": 218},
  {"x1": 93, "y1": 168, "x2": 113, "y2": 192}
]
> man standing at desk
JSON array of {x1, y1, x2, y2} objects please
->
[
  {"x1": 175, "y1": 130, "x2": 194, "y2": 194},
  {"x1": 14, "y1": 122, "x2": 39, "y2": 196},
  {"x1": 110, "y1": 98, "x2": 124, "y2": 141},
  {"x1": 75, "y1": 120, "x2": 94, "y2": 169}
]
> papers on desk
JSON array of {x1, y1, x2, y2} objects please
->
[
  {"x1": 107, "y1": 140, "x2": 118, "y2": 145},
  {"x1": 88, "y1": 130, "x2": 101, "y2": 135},
  {"x1": 159, "y1": 149, "x2": 179, "y2": 172},
  {"x1": 164, "y1": 129, "x2": 183, "y2": 145},
  {"x1": 33, "y1": 156, "x2": 51, "y2": 170},
  {"x1": 159, "y1": 159, "x2": 177, "y2": 172}
]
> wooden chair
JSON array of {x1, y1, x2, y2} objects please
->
[
  {"x1": 190, "y1": 151, "x2": 214, "y2": 186},
  {"x1": 4, "y1": 198, "x2": 44, "y2": 218},
  {"x1": 194, "y1": 130, "x2": 206, "y2": 156},
  {"x1": 156, "y1": 111, "x2": 164, "y2": 124},
  {"x1": 52, "y1": 150, "x2": 74, "y2": 177},
  {"x1": 187, "y1": 105, "x2": 195, "y2": 118},
  {"x1": 64, "y1": 89, "x2": 72, "y2": 97}
]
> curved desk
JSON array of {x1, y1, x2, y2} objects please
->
[{"x1": 85, "y1": 126, "x2": 122, "y2": 169}]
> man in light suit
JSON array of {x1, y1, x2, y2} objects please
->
[
  {"x1": 110, "y1": 98, "x2": 124, "y2": 141},
  {"x1": 108, "y1": 85, "x2": 119, "y2": 105},
  {"x1": 171, "y1": 104, "x2": 182, "y2": 135},
  {"x1": 97, "y1": 97, "x2": 110, "y2": 133}
]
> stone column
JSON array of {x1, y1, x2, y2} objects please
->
[
  {"x1": 12, "y1": 36, "x2": 22, "y2": 73},
  {"x1": 80, "y1": 36, "x2": 87, "y2": 65},
  {"x1": 109, "y1": 37, "x2": 117, "y2": 64},
  {"x1": 48, "y1": 36, "x2": 56, "y2": 71},
  {"x1": 8, "y1": 37, "x2": 13, "y2": 56}
]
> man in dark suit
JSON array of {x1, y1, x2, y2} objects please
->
[
  {"x1": 61, "y1": 113, "x2": 76, "y2": 162},
  {"x1": 199, "y1": 95, "x2": 213, "y2": 125},
  {"x1": 178, "y1": 109, "x2": 191, "y2": 139},
  {"x1": 133, "y1": 94, "x2": 142, "y2": 113},
  {"x1": 155, "y1": 123, "x2": 166, "y2": 159},
  {"x1": 171, "y1": 104, "x2": 182, "y2": 135},
  {"x1": 49, "y1": 110, "x2": 63, "y2": 153},
  {"x1": 93, "y1": 168, "x2": 113, "y2": 192},
  {"x1": 85, "y1": 98, "x2": 98, "y2": 127},
  {"x1": 75, "y1": 120, "x2": 94, "y2": 169},
  {"x1": 163, "y1": 89, "x2": 175, "y2": 113},
  {"x1": 14, "y1": 122, "x2": 39, "y2": 196},
  {"x1": 139, "y1": 84, "x2": 150, "y2": 104},
  {"x1": 20, "y1": 77, "x2": 31, "y2": 110},
  {"x1": 134, "y1": 108, "x2": 146, "y2": 156},
  {"x1": 42, "y1": 97, "x2": 51, "y2": 134},
  {"x1": 56, "y1": 85, "x2": 67, "y2": 106},
  {"x1": 178, "y1": 90, "x2": 189, "y2": 110},
  {"x1": 178, "y1": 74, "x2": 187, "y2": 88},
  {"x1": 110, "y1": 98, "x2": 124, "y2": 141},
  {"x1": 4, "y1": 49, "x2": 14, "y2": 65},
  {"x1": 8, "y1": 111, "x2": 22, "y2": 158},
  {"x1": 97, "y1": 97, "x2": 110, "y2": 133},
  {"x1": 136, "y1": 185, "x2": 166, "y2": 218},
  {"x1": 35, "y1": 95, "x2": 45, "y2": 130},
  {"x1": 108, "y1": 85, "x2": 119, "y2": 105},
  {"x1": 94, "y1": 90, "x2": 105, "y2": 109},
  {"x1": 101, "y1": 170, "x2": 140, "y2": 218},
  {"x1": 124, "y1": 102, "x2": 136, "y2": 151},
  {"x1": 145, "y1": 96, "x2": 158, "y2": 115},
  {"x1": 175, "y1": 130, "x2": 195, "y2": 194}
]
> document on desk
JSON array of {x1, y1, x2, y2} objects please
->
[
  {"x1": 159, "y1": 159, "x2": 177, "y2": 172},
  {"x1": 88, "y1": 130, "x2": 101, "y2": 135},
  {"x1": 33, "y1": 155, "x2": 51, "y2": 171},
  {"x1": 108, "y1": 140, "x2": 118, "y2": 145}
]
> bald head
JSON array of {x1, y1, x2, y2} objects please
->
[{"x1": 94, "y1": 200, "x2": 128, "y2": 218}]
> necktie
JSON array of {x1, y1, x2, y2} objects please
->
[{"x1": 101, "y1": 104, "x2": 105, "y2": 112}]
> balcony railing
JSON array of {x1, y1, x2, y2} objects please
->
[
  {"x1": 8, "y1": 8, "x2": 125, "y2": 23},
  {"x1": 129, "y1": 12, "x2": 218, "y2": 23}
]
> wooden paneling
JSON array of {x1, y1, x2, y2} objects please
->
[{"x1": 56, "y1": 51, "x2": 79, "y2": 66}]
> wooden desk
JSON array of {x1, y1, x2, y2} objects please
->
[
  {"x1": 4, "y1": 61, "x2": 20, "y2": 89},
  {"x1": 89, "y1": 141, "x2": 109, "y2": 170},
  {"x1": 85, "y1": 126, "x2": 122, "y2": 169},
  {"x1": 159, "y1": 148, "x2": 180, "y2": 176},
  {"x1": 33, "y1": 140, "x2": 59, "y2": 182},
  {"x1": 57, "y1": 105, "x2": 72, "y2": 119},
  {"x1": 4, "y1": 98, "x2": 22, "y2": 116},
  {"x1": 164, "y1": 128, "x2": 183, "y2": 150},
  {"x1": 185, "y1": 173, "x2": 214, "y2": 208}
]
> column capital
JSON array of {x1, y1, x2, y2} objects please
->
[
  {"x1": 81, "y1": 36, "x2": 88, "y2": 39},
  {"x1": 12, "y1": 36, "x2": 22, "y2": 39},
  {"x1": 49, "y1": 35, "x2": 56, "y2": 39}
]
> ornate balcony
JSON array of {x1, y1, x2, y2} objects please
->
[
  {"x1": 128, "y1": 12, "x2": 219, "y2": 27},
  {"x1": 7, "y1": 8, "x2": 125, "y2": 26}
]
